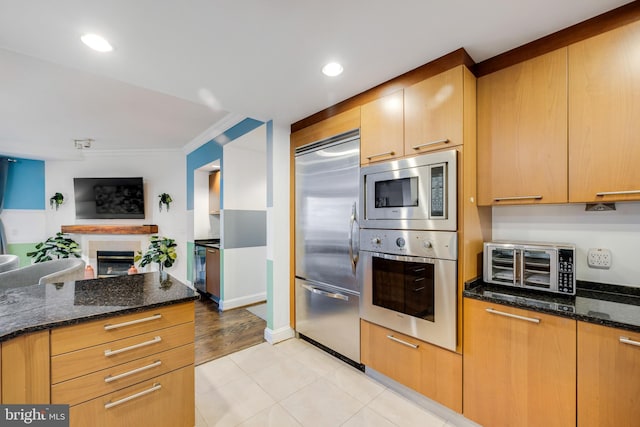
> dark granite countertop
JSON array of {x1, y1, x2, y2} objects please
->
[
  {"x1": 464, "y1": 279, "x2": 640, "y2": 333},
  {"x1": 0, "y1": 272, "x2": 198, "y2": 343},
  {"x1": 195, "y1": 239, "x2": 220, "y2": 249}
]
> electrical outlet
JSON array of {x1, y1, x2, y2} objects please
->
[{"x1": 587, "y1": 248, "x2": 612, "y2": 269}]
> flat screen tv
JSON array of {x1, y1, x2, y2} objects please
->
[{"x1": 74, "y1": 177, "x2": 145, "y2": 219}]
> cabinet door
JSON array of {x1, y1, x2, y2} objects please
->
[
  {"x1": 463, "y1": 298, "x2": 576, "y2": 427},
  {"x1": 2, "y1": 331, "x2": 50, "y2": 403},
  {"x1": 206, "y1": 248, "x2": 220, "y2": 297},
  {"x1": 477, "y1": 48, "x2": 568, "y2": 206},
  {"x1": 569, "y1": 20, "x2": 640, "y2": 202},
  {"x1": 360, "y1": 90, "x2": 404, "y2": 165},
  {"x1": 577, "y1": 322, "x2": 640, "y2": 427},
  {"x1": 404, "y1": 66, "x2": 463, "y2": 155},
  {"x1": 361, "y1": 320, "x2": 462, "y2": 412}
]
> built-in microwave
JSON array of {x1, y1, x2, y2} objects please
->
[
  {"x1": 483, "y1": 241, "x2": 576, "y2": 295},
  {"x1": 360, "y1": 149, "x2": 457, "y2": 231}
]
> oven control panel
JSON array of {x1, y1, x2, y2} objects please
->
[{"x1": 360, "y1": 228, "x2": 457, "y2": 261}]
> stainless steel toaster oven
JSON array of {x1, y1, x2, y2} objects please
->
[{"x1": 483, "y1": 241, "x2": 576, "y2": 295}]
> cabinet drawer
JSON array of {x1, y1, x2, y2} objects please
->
[
  {"x1": 52, "y1": 343, "x2": 194, "y2": 406},
  {"x1": 51, "y1": 302, "x2": 194, "y2": 356},
  {"x1": 69, "y1": 365, "x2": 194, "y2": 427},
  {"x1": 52, "y1": 322, "x2": 194, "y2": 384},
  {"x1": 360, "y1": 320, "x2": 462, "y2": 412}
]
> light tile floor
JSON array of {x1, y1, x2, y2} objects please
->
[{"x1": 195, "y1": 338, "x2": 477, "y2": 427}]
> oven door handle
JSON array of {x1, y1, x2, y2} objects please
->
[
  {"x1": 301, "y1": 284, "x2": 349, "y2": 301},
  {"x1": 372, "y1": 252, "x2": 436, "y2": 265},
  {"x1": 348, "y1": 202, "x2": 359, "y2": 274}
]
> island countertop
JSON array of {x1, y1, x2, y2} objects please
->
[{"x1": 0, "y1": 272, "x2": 198, "y2": 343}]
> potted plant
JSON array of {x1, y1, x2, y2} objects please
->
[
  {"x1": 135, "y1": 236, "x2": 177, "y2": 273},
  {"x1": 50, "y1": 192, "x2": 64, "y2": 210},
  {"x1": 27, "y1": 232, "x2": 81, "y2": 263},
  {"x1": 158, "y1": 193, "x2": 173, "y2": 212}
]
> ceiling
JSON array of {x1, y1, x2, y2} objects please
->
[{"x1": 0, "y1": 0, "x2": 633, "y2": 160}]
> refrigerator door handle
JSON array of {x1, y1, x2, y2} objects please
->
[
  {"x1": 348, "y1": 202, "x2": 359, "y2": 274},
  {"x1": 302, "y1": 283, "x2": 350, "y2": 301}
]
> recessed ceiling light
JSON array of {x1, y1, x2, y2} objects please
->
[
  {"x1": 81, "y1": 33, "x2": 113, "y2": 52},
  {"x1": 322, "y1": 62, "x2": 343, "y2": 77}
]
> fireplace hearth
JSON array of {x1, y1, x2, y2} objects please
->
[{"x1": 97, "y1": 250, "x2": 135, "y2": 277}]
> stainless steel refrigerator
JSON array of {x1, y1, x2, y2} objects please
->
[{"x1": 295, "y1": 130, "x2": 361, "y2": 363}]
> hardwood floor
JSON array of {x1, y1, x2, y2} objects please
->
[{"x1": 194, "y1": 296, "x2": 266, "y2": 365}]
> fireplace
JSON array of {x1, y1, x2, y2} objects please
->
[{"x1": 97, "y1": 250, "x2": 135, "y2": 277}]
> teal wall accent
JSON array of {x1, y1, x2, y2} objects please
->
[
  {"x1": 186, "y1": 142, "x2": 223, "y2": 210},
  {"x1": 185, "y1": 118, "x2": 264, "y2": 210},
  {"x1": 7, "y1": 242, "x2": 37, "y2": 267},
  {"x1": 266, "y1": 259, "x2": 274, "y2": 329},
  {"x1": 186, "y1": 241, "x2": 194, "y2": 283},
  {"x1": 4, "y1": 158, "x2": 45, "y2": 210}
]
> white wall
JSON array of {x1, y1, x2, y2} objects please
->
[
  {"x1": 220, "y1": 124, "x2": 267, "y2": 309},
  {"x1": 45, "y1": 149, "x2": 189, "y2": 282},
  {"x1": 492, "y1": 203, "x2": 640, "y2": 287},
  {"x1": 265, "y1": 121, "x2": 294, "y2": 343}
]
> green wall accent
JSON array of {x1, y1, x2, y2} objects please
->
[
  {"x1": 266, "y1": 259, "x2": 274, "y2": 329},
  {"x1": 6, "y1": 243, "x2": 37, "y2": 267},
  {"x1": 186, "y1": 241, "x2": 194, "y2": 283}
]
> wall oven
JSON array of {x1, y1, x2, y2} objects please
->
[
  {"x1": 360, "y1": 228, "x2": 458, "y2": 351},
  {"x1": 360, "y1": 149, "x2": 457, "y2": 231}
]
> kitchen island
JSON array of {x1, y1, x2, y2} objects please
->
[{"x1": 0, "y1": 272, "x2": 198, "y2": 427}]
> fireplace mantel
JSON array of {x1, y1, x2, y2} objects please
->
[{"x1": 61, "y1": 225, "x2": 159, "y2": 235}]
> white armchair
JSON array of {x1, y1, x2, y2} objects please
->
[
  {"x1": 0, "y1": 254, "x2": 20, "y2": 273},
  {"x1": 0, "y1": 258, "x2": 86, "y2": 289}
]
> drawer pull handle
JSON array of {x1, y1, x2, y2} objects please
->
[
  {"x1": 619, "y1": 336, "x2": 640, "y2": 347},
  {"x1": 207, "y1": 249, "x2": 217, "y2": 254},
  {"x1": 104, "y1": 383, "x2": 162, "y2": 409},
  {"x1": 596, "y1": 190, "x2": 640, "y2": 197},
  {"x1": 386, "y1": 334, "x2": 419, "y2": 349},
  {"x1": 493, "y1": 195, "x2": 543, "y2": 202},
  {"x1": 104, "y1": 314, "x2": 162, "y2": 331},
  {"x1": 412, "y1": 139, "x2": 449, "y2": 150},
  {"x1": 486, "y1": 308, "x2": 540, "y2": 324},
  {"x1": 104, "y1": 336, "x2": 162, "y2": 357},
  {"x1": 366, "y1": 151, "x2": 395, "y2": 160},
  {"x1": 104, "y1": 361, "x2": 162, "y2": 383}
]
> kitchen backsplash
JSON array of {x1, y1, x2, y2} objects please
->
[{"x1": 492, "y1": 202, "x2": 640, "y2": 288}]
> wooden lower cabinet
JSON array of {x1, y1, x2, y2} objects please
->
[
  {"x1": 1, "y1": 330, "x2": 50, "y2": 404},
  {"x1": 361, "y1": 319, "x2": 462, "y2": 412},
  {"x1": 205, "y1": 247, "x2": 221, "y2": 297},
  {"x1": 51, "y1": 302, "x2": 195, "y2": 427},
  {"x1": 577, "y1": 322, "x2": 640, "y2": 427},
  {"x1": 463, "y1": 298, "x2": 576, "y2": 427},
  {"x1": 69, "y1": 366, "x2": 194, "y2": 427}
]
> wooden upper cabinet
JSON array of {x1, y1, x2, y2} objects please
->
[
  {"x1": 463, "y1": 298, "x2": 576, "y2": 427},
  {"x1": 477, "y1": 48, "x2": 568, "y2": 206},
  {"x1": 577, "y1": 322, "x2": 640, "y2": 427},
  {"x1": 568, "y1": 20, "x2": 640, "y2": 203},
  {"x1": 209, "y1": 171, "x2": 220, "y2": 214},
  {"x1": 404, "y1": 65, "x2": 464, "y2": 155},
  {"x1": 291, "y1": 107, "x2": 360, "y2": 149},
  {"x1": 360, "y1": 90, "x2": 404, "y2": 165}
]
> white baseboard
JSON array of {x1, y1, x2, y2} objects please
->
[
  {"x1": 264, "y1": 326, "x2": 295, "y2": 344},
  {"x1": 219, "y1": 292, "x2": 266, "y2": 311}
]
